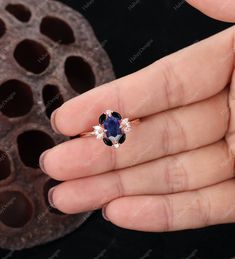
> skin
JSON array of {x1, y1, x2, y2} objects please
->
[{"x1": 39, "y1": 1, "x2": 235, "y2": 232}]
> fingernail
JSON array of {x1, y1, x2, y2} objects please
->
[
  {"x1": 48, "y1": 187, "x2": 56, "y2": 208},
  {"x1": 51, "y1": 109, "x2": 60, "y2": 134},
  {"x1": 102, "y1": 205, "x2": 109, "y2": 221},
  {"x1": 39, "y1": 150, "x2": 49, "y2": 173}
]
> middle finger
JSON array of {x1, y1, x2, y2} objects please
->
[{"x1": 41, "y1": 89, "x2": 228, "y2": 180}]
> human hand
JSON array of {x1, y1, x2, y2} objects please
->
[{"x1": 39, "y1": 4, "x2": 235, "y2": 232}]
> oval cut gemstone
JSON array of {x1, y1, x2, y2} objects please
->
[{"x1": 104, "y1": 116, "x2": 122, "y2": 137}]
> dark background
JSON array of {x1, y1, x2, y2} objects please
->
[{"x1": 1, "y1": 0, "x2": 235, "y2": 258}]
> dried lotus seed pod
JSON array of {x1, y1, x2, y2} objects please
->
[{"x1": 0, "y1": 0, "x2": 115, "y2": 250}]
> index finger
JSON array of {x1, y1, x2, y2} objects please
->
[
  {"x1": 187, "y1": 0, "x2": 235, "y2": 22},
  {"x1": 53, "y1": 26, "x2": 235, "y2": 136}
]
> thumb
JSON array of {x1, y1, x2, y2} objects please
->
[{"x1": 187, "y1": 0, "x2": 235, "y2": 23}]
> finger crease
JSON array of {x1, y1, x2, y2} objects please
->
[
  {"x1": 114, "y1": 82, "x2": 125, "y2": 117},
  {"x1": 171, "y1": 112, "x2": 188, "y2": 151},
  {"x1": 165, "y1": 155, "x2": 189, "y2": 193},
  {"x1": 160, "y1": 58, "x2": 185, "y2": 109},
  {"x1": 161, "y1": 195, "x2": 174, "y2": 231},
  {"x1": 162, "y1": 116, "x2": 170, "y2": 155},
  {"x1": 114, "y1": 172, "x2": 124, "y2": 198},
  {"x1": 195, "y1": 190, "x2": 211, "y2": 227}
]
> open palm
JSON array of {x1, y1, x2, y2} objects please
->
[{"x1": 39, "y1": 2, "x2": 235, "y2": 232}]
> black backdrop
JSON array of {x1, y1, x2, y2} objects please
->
[{"x1": 1, "y1": 0, "x2": 235, "y2": 258}]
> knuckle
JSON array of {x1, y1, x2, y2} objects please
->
[
  {"x1": 191, "y1": 190, "x2": 211, "y2": 227},
  {"x1": 164, "y1": 155, "x2": 189, "y2": 193},
  {"x1": 161, "y1": 111, "x2": 188, "y2": 155},
  {"x1": 160, "y1": 58, "x2": 185, "y2": 108},
  {"x1": 113, "y1": 81, "x2": 126, "y2": 118},
  {"x1": 161, "y1": 195, "x2": 174, "y2": 231},
  {"x1": 161, "y1": 119, "x2": 170, "y2": 155},
  {"x1": 114, "y1": 172, "x2": 125, "y2": 198}
]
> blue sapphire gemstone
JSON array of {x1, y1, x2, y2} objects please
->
[{"x1": 103, "y1": 115, "x2": 122, "y2": 137}]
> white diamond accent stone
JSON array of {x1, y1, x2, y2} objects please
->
[
  {"x1": 93, "y1": 125, "x2": 105, "y2": 139},
  {"x1": 120, "y1": 118, "x2": 131, "y2": 133},
  {"x1": 105, "y1": 110, "x2": 113, "y2": 117},
  {"x1": 113, "y1": 143, "x2": 120, "y2": 149}
]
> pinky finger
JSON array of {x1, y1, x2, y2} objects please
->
[{"x1": 103, "y1": 179, "x2": 235, "y2": 232}]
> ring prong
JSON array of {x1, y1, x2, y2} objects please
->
[
  {"x1": 112, "y1": 111, "x2": 122, "y2": 120},
  {"x1": 118, "y1": 134, "x2": 126, "y2": 144},
  {"x1": 103, "y1": 137, "x2": 113, "y2": 146},
  {"x1": 99, "y1": 113, "x2": 106, "y2": 124}
]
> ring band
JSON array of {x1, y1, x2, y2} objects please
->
[{"x1": 80, "y1": 110, "x2": 140, "y2": 148}]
